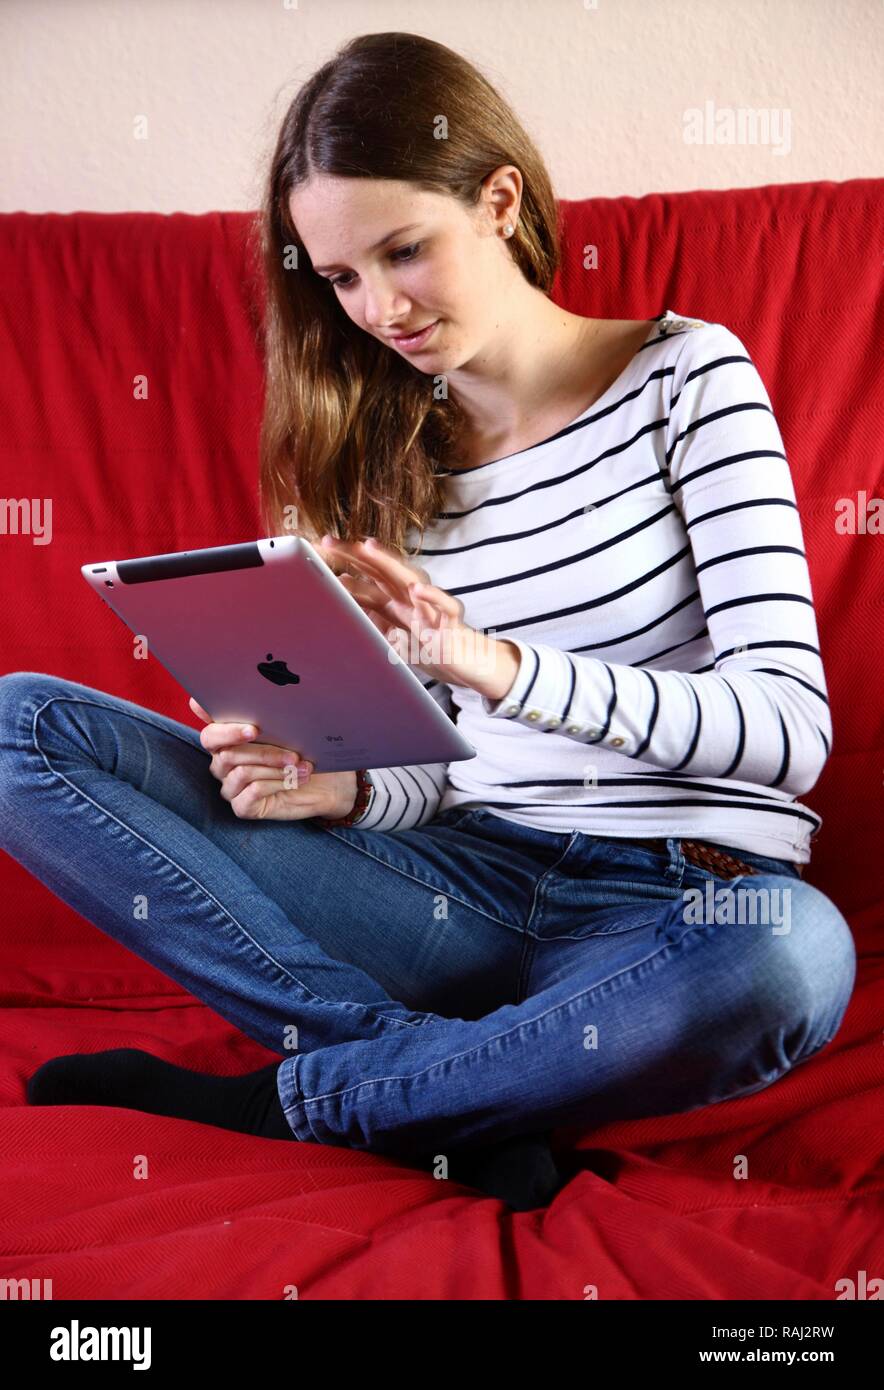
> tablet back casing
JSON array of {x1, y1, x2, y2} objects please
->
[{"x1": 81, "y1": 536, "x2": 477, "y2": 774}]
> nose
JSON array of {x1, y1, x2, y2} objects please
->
[{"x1": 362, "y1": 278, "x2": 410, "y2": 332}]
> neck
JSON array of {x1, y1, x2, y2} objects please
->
[{"x1": 447, "y1": 287, "x2": 600, "y2": 441}]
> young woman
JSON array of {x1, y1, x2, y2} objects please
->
[{"x1": 5, "y1": 33, "x2": 855, "y2": 1211}]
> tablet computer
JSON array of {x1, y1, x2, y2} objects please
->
[{"x1": 81, "y1": 535, "x2": 477, "y2": 774}]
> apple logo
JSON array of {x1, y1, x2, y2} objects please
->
[{"x1": 257, "y1": 652, "x2": 300, "y2": 687}]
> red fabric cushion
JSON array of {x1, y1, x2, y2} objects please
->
[{"x1": 0, "y1": 180, "x2": 881, "y2": 1298}]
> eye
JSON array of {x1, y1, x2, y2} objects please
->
[
  {"x1": 391, "y1": 241, "x2": 423, "y2": 264},
  {"x1": 328, "y1": 241, "x2": 423, "y2": 291}
]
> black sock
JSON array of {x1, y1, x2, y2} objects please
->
[
  {"x1": 26, "y1": 1048, "x2": 294, "y2": 1139},
  {"x1": 28, "y1": 1050, "x2": 566, "y2": 1207},
  {"x1": 413, "y1": 1131, "x2": 565, "y2": 1211}
]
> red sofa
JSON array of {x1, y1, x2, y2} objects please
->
[{"x1": 0, "y1": 179, "x2": 881, "y2": 1300}]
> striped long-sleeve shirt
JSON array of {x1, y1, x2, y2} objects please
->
[{"x1": 349, "y1": 309, "x2": 831, "y2": 865}]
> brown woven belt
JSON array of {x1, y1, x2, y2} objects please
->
[{"x1": 628, "y1": 837, "x2": 803, "y2": 879}]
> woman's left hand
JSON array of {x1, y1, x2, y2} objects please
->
[{"x1": 316, "y1": 534, "x2": 517, "y2": 697}]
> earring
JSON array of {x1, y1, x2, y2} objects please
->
[{"x1": 503, "y1": 222, "x2": 514, "y2": 237}]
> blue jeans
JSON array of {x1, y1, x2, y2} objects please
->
[{"x1": 0, "y1": 672, "x2": 856, "y2": 1158}]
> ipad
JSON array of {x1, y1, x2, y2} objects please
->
[{"x1": 81, "y1": 535, "x2": 477, "y2": 774}]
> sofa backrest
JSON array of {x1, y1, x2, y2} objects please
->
[{"x1": 0, "y1": 179, "x2": 880, "y2": 942}]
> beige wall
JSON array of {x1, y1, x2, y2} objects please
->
[{"x1": 1, "y1": 0, "x2": 880, "y2": 213}]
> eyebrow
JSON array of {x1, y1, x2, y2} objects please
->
[{"x1": 311, "y1": 223, "x2": 423, "y2": 274}]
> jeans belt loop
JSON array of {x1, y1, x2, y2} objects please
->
[
  {"x1": 679, "y1": 838, "x2": 760, "y2": 878},
  {"x1": 632, "y1": 836, "x2": 762, "y2": 879}
]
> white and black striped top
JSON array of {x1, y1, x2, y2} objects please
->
[{"x1": 351, "y1": 309, "x2": 831, "y2": 865}]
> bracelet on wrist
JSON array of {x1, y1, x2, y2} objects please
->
[{"x1": 317, "y1": 768, "x2": 373, "y2": 828}]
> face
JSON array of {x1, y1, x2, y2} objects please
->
[{"x1": 288, "y1": 173, "x2": 518, "y2": 369}]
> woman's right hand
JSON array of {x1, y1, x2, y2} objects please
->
[
  {"x1": 188, "y1": 697, "x2": 358, "y2": 822},
  {"x1": 317, "y1": 534, "x2": 482, "y2": 689}
]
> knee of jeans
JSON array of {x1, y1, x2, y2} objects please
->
[
  {"x1": 0, "y1": 671, "x2": 80, "y2": 786},
  {"x1": 0, "y1": 671, "x2": 69, "y2": 719},
  {"x1": 0, "y1": 671, "x2": 77, "y2": 740},
  {"x1": 749, "y1": 875, "x2": 857, "y2": 1047}
]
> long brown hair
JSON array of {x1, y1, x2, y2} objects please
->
[{"x1": 253, "y1": 31, "x2": 560, "y2": 558}]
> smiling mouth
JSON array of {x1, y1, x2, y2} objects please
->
[{"x1": 386, "y1": 320, "x2": 440, "y2": 346}]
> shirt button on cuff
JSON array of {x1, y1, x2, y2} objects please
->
[
  {"x1": 609, "y1": 736, "x2": 626, "y2": 746},
  {"x1": 506, "y1": 703, "x2": 521, "y2": 714},
  {"x1": 566, "y1": 725, "x2": 582, "y2": 734}
]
